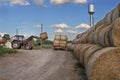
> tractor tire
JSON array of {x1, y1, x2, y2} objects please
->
[
  {"x1": 12, "y1": 42, "x2": 21, "y2": 49},
  {"x1": 25, "y1": 44, "x2": 32, "y2": 50}
]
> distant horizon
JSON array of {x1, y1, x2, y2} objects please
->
[{"x1": 0, "y1": 0, "x2": 120, "y2": 41}]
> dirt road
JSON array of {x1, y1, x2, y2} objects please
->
[{"x1": 0, "y1": 49, "x2": 86, "y2": 80}]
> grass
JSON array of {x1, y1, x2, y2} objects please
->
[
  {"x1": 75, "y1": 61, "x2": 88, "y2": 80},
  {"x1": 33, "y1": 44, "x2": 53, "y2": 49},
  {"x1": 0, "y1": 46, "x2": 17, "y2": 55}
]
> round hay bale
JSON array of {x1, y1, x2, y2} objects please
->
[
  {"x1": 61, "y1": 35, "x2": 68, "y2": 41},
  {"x1": 78, "y1": 44, "x2": 94, "y2": 66},
  {"x1": 60, "y1": 41, "x2": 67, "y2": 44},
  {"x1": 85, "y1": 27, "x2": 95, "y2": 43},
  {"x1": 73, "y1": 44, "x2": 83, "y2": 58},
  {"x1": 104, "y1": 24, "x2": 113, "y2": 46},
  {"x1": 93, "y1": 23, "x2": 109, "y2": 45},
  {"x1": 76, "y1": 33, "x2": 83, "y2": 39},
  {"x1": 40, "y1": 32, "x2": 48, "y2": 40},
  {"x1": 84, "y1": 45, "x2": 102, "y2": 68},
  {"x1": 94, "y1": 19, "x2": 106, "y2": 29},
  {"x1": 104, "y1": 10, "x2": 113, "y2": 24},
  {"x1": 54, "y1": 35, "x2": 61, "y2": 40},
  {"x1": 72, "y1": 38, "x2": 80, "y2": 44},
  {"x1": 60, "y1": 43, "x2": 66, "y2": 48},
  {"x1": 109, "y1": 18, "x2": 120, "y2": 47},
  {"x1": 53, "y1": 40, "x2": 60, "y2": 47},
  {"x1": 112, "y1": 3, "x2": 120, "y2": 21},
  {"x1": 86, "y1": 47, "x2": 120, "y2": 80}
]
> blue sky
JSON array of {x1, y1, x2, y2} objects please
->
[{"x1": 0, "y1": 0, "x2": 120, "y2": 40}]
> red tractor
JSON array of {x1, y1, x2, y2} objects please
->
[{"x1": 11, "y1": 35, "x2": 32, "y2": 50}]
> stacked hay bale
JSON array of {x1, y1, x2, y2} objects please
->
[
  {"x1": 68, "y1": 3, "x2": 120, "y2": 80},
  {"x1": 53, "y1": 35, "x2": 68, "y2": 50}
]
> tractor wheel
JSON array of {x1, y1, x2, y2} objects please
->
[
  {"x1": 25, "y1": 44, "x2": 32, "y2": 50},
  {"x1": 12, "y1": 42, "x2": 21, "y2": 49}
]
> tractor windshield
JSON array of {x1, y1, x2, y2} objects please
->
[{"x1": 14, "y1": 35, "x2": 24, "y2": 41}]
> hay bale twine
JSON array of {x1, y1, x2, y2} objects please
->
[
  {"x1": 84, "y1": 45, "x2": 102, "y2": 68},
  {"x1": 112, "y1": 3, "x2": 120, "y2": 21},
  {"x1": 86, "y1": 47, "x2": 120, "y2": 80}
]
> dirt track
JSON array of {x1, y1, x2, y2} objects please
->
[{"x1": 0, "y1": 49, "x2": 86, "y2": 80}]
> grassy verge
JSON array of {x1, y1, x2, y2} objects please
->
[
  {"x1": 75, "y1": 61, "x2": 88, "y2": 80},
  {"x1": 0, "y1": 46, "x2": 17, "y2": 55}
]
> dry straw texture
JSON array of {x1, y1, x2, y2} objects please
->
[{"x1": 86, "y1": 47, "x2": 120, "y2": 80}]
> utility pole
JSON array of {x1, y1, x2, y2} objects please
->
[
  {"x1": 16, "y1": 28, "x2": 18, "y2": 35},
  {"x1": 41, "y1": 24, "x2": 43, "y2": 48}
]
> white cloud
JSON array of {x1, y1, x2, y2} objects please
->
[
  {"x1": 0, "y1": 0, "x2": 30, "y2": 6},
  {"x1": 55, "y1": 29, "x2": 63, "y2": 33},
  {"x1": 51, "y1": 0, "x2": 70, "y2": 5},
  {"x1": 33, "y1": 0, "x2": 46, "y2": 6},
  {"x1": 75, "y1": 24, "x2": 90, "y2": 29},
  {"x1": 51, "y1": 0, "x2": 87, "y2": 5},
  {"x1": 67, "y1": 30, "x2": 78, "y2": 34},
  {"x1": 72, "y1": 0, "x2": 87, "y2": 4},
  {"x1": 52, "y1": 23, "x2": 69, "y2": 28}
]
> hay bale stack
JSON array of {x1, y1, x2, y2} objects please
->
[
  {"x1": 53, "y1": 35, "x2": 68, "y2": 50},
  {"x1": 78, "y1": 44, "x2": 95, "y2": 66},
  {"x1": 84, "y1": 45, "x2": 102, "y2": 68},
  {"x1": 86, "y1": 47, "x2": 120, "y2": 80},
  {"x1": 73, "y1": 44, "x2": 83, "y2": 58},
  {"x1": 112, "y1": 3, "x2": 120, "y2": 21},
  {"x1": 108, "y1": 18, "x2": 120, "y2": 47}
]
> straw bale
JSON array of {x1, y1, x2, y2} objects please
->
[
  {"x1": 61, "y1": 35, "x2": 68, "y2": 41},
  {"x1": 86, "y1": 47, "x2": 120, "y2": 80},
  {"x1": 93, "y1": 23, "x2": 109, "y2": 45},
  {"x1": 104, "y1": 24, "x2": 113, "y2": 46},
  {"x1": 112, "y1": 3, "x2": 120, "y2": 21},
  {"x1": 79, "y1": 44, "x2": 94, "y2": 66},
  {"x1": 60, "y1": 41, "x2": 67, "y2": 44},
  {"x1": 104, "y1": 10, "x2": 113, "y2": 24},
  {"x1": 73, "y1": 44, "x2": 83, "y2": 58},
  {"x1": 109, "y1": 18, "x2": 120, "y2": 47},
  {"x1": 54, "y1": 35, "x2": 61, "y2": 40},
  {"x1": 84, "y1": 45, "x2": 102, "y2": 68},
  {"x1": 60, "y1": 43, "x2": 66, "y2": 48},
  {"x1": 94, "y1": 19, "x2": 106, "y2": 29},
  {"x1": 53, "y1": 40, "x2": 60, "y2": 47},
  {"x1": 76, "y1": 33, "x2": 84, "y2": 39},
  {"x1": 72, "y1": 38, "x2": 80, "y2": 44},
  {"x1": 85, "y1": 27, "x2": 95, "y2": 43}
]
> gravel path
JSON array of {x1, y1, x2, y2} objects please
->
[{"x1": 0, "y1": 49, "x2": 84, "y2": 80}]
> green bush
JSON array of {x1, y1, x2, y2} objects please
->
[{"x1": 0, "y1": 46, "x2": 16, "y2": 55}]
